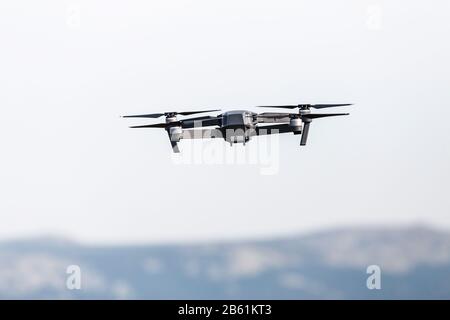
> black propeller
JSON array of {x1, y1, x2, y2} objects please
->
[
  {"x1": 303, "y1": 113, "x2": 349, "y2": 119},
  {"x1": 123, "y1": 109, "x2": 220, "y2": 118},
  {"x1": 257, "y1": 104, "x2": 352, "y2": 110},
  {"x1": 258, "y1": 106, "x2": 351, "y2": 146},
  {"x1": 129, "y1": 122, "x2": 181, "y2": 129},
  {"x1": 258, "y1": 112, "x2": 349, "y2": 119},
  {"x1": 128, "y1": 115, "x2": 222, "y2": 129}
]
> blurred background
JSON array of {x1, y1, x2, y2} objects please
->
[{"x1": 0, "y1": 0, "x2": 449, "y2": 299}]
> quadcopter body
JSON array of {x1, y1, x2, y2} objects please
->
[{"x1": 123, "y1": 104, "x2": 351, "y2": 153}]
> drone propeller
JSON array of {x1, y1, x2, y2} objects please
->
[
  {"x1": 128, "y1": 115, "x2": 221, "y2": 129},
  {"x1": 129, "y1": 122, "x2": 181, "y2": 129},
  {"x1": 258, "y1": 105, "x2": 351, "y2": 146},
  {"x1": 303, "y1": 113, "x2": 349, "y2": 119},
  {"x1": 257, "y1": 104, "x2": 352, "y2": 110},
  {"x1": 127, "y1": 121, "x2": 185, "y2": 153},
  {"x1": 258, "y1": 112, "x2": 349, "y2": 119},
  {"x1": 123, "y1": 109, "x2": 220, "y2": 119}
]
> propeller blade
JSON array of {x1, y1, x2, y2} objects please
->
[
  {"x1": 123, "y1": 113, "x2": 165, "y2": 118},
  {"x1": 309, "y1": 104, "x2": 352, "y2": 109},
  {"x1": 303, "y1": 113, "x2": 349, "y2": 119},
  {"x1": 257, "y1": 104, "x2": 352, "y2": 110},
  {"x1": 123, "y1": 109, "x2": 220, "y2": 118},
  {"x1": 300, "y1": 121, "x2": 310, "y2": 146},
  {"x1": 129, "y1": 117, "x2": 221, "y2": 129},
  {"x1": 257, "y1": 105, "x2": 298, "y2": 109},
  {"x1": 129, "y1": 122, "x2": 181, "y2": 128},
  {"x1": 177, "y1": 109, "x2": 220, "y2": 116}
]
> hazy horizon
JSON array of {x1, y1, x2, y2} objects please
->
[{"x1": 1, "y1": 223, "x2": 448, "y2": 246}]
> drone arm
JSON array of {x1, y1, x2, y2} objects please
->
[
  {"x1": 255, "y1": 124, "x2": 293, "y2": 135},
  {"x1": 182, "y1": 128, "x2": 223, "y2": 139},
  {"x1": 181, "y1": 117, "x2": 221, "y2": 128},
  {"x1": 257, "y1": 113, "x2": 294, "y2": 124}
]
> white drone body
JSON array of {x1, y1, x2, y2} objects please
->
[{"x1": 123, "y1": 104, "x2": 351, "y2": 153}]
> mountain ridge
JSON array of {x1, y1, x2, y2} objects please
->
[{"x1": 1, "y1": 225, "x2": 449, "y2": 299}]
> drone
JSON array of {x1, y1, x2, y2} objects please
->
[{"x1": 123, "y1": 104, "x2": 351, "y2": 153}]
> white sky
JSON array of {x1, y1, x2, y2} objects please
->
[{"x1": 0, "y1": 0, "x2": 449, "y2": 244}]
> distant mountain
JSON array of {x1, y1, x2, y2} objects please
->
[{"x1": 1, "y1": 225, "x2": 450, "y2": 299}]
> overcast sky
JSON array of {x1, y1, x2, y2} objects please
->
[{"x1": 0, "y1": 0, "x2": 449, "y2": 244}]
